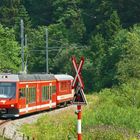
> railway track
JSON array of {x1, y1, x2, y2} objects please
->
[{"x1": 0, "y1": 119, "x2": 11, "y2": 127}]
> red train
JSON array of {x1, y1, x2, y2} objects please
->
[{"x1": 0, "y1": 73, "x2": 74, "y2": 118}]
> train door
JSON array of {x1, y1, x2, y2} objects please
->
[
  {"x1": 50, "y1": 83, "x2": 57, "y2": 108},
  {"x1": 39, "y1": 82, "x2": 50, "y2": 111},
  {"x1": 39, "y1": 82, "x2": 56, "y2": 111},
  {"x1": 49, "y1": 85, "x2": 52, "y2": 108},
  {"x1": 25, "y1": 84, "x2": 37, "y2": 113},
  {"x1": 18, "y1": 84, "x2": 26, "y2": 115}
]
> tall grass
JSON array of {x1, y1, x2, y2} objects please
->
[
  {"x1": 21, "y1": 82, "x2": 140, "y2": 140},
  {"x1": 21, "y1": 107, "x2": 77, "y2": 140}
]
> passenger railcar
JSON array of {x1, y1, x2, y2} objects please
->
[{"x1": 0, "y1": 74, "x2": 74, "y2": 117}]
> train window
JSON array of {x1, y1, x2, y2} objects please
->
[
  {"x1": 60, "y1": 82, "x2": 68, "y2": 90},
  {"x1": 19, "y1": 88, "x2": 26, "y2": 98},
  {"x1": 28, "y1": 87, "x2": 36, "y2": 103},
  {"x1": 42, "y1": 85, "x2": 56, "y2": 101},
  {"x1": 52, "y1": 86, "x2": 56, "y2": 94},
  {"x1": 42, "y1": 86, "x2": 49, "y2": 101},
  {"x1": 0, "y1": 82, "x2": 16, "y2": 99},
  {"x1": 19, "y1": 89, "x2": 25, "y2": 98},
  {"x1": 68, "y1": 82, "x2": 71, "y2": 90}
]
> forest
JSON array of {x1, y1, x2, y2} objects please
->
[{"x1": 0, "y1": 0, "x2": 140, "y2": 92}]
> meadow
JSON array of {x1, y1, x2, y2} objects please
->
[{"x1": 21, "y1": 81, "x2": 140, "y2": 140}]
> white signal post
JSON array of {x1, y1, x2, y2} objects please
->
[
  {"x1": 72, "y1": 56, "x2": 87, "y2": 140},
  {"x1": 77, "y1": 105, "x2": 82, "y2": 140}
]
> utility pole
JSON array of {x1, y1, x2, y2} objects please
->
[
  {"x1": 46, "y1": 28, "x2": 49, "y2": 73},
  {"x1": 24, "y1": 34, "x2": 28, "y2": 73},
  {"x1": 25, "y1": 34, "x2": 27, "y2": 48},
  {"x1": 20, "y1": 19, "x2": 24, "y2": 72}
]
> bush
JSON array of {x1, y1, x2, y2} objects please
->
[{"x1": 82, "y1": 81, "x2": 140, "y2": 139}]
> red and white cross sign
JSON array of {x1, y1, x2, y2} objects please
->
[{"x1": 72, "y1": 56, "x2": 84, "y2": 89}]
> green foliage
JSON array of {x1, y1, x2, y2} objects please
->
[
  {"x1": 116, "y1": 25, "x2": 140, "y2": 82},
  {"x1": 0, "y1": 0, "x2": 21, "y2": 27},
  {"x1": 112, "y1": 0, "x2": 140, "y2": 28},
  {"x1": 92, "y1": 81, "x2": 140, "y2": 132},
  {"x1": 112, "y1": 80, "x2": 140, "y2": 108},
  {"x1": 0, "y1": 24, "x2": 20, "y2": 73},
  {"x1": 26, "y1": 26, "x2": 46, "y2": 73},
  {"x1": 21, "y1": 91, "x2": 139, "y2": 140},
  {"x1": 88, "y1": 11, "x2": 122, "y2": 91},
  {"x1": 53, "y1": 0, "x2": 86, "y2": 43},
  {"x1": 21, "y1": 108, "x2": 76, "y2": 140},
  {"x1": 23, "y1": 0, "x2": 54, "y2": 26},
  {"x1": 84, "y1": 125, "x2": 132, "y2": 140},
  {"x1": 0, "y1": 0, "x2": 140, "y2": 92},
  {"x1": 0, "y1": 0, "x2": 31, "y2": 28},
  {"x1": 95, "y1": 11, "x2": 121, "y2": 39},
  {"x1": 92, "y1": 103, "x2": 140, "y2": 132}
]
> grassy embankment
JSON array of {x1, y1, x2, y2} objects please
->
[
  {"x1": 0, "y1": 136, "x2": 9, "y2": 140},
  {"x1": 21, "y1": 81, "x2": 140, "y2": 140}
]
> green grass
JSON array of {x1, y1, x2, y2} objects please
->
[
  {"x1": 21, "y1": 107, "x2": 77, "y2": 140},
  {"x1": 20, "y1": 91, "x2": 139, "y2": 140}
]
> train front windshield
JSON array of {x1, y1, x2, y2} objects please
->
[{"x1": 0, "y1": 82, "x2": 16, "y2": 99}]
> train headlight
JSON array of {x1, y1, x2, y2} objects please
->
[{"x1": 11, "y1": 104, "x2": 14, "y2": 107}]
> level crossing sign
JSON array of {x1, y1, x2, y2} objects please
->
[
  {"x1": 72, "y1": 57, "x2": 84, "y2": 89},
  {"x1": 73, "y1": 85, "x2": 87, "y2": 105},
  {"x1": 72, "y1": 56, "x2": 87, "y2": 105}
]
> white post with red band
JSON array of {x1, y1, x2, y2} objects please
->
[{"x1": 77, "y1": 105, "x2": 82, "y2": 140}]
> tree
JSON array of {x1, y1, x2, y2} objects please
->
[
  {"x1": 0, "y1": 0, "x2": 31, "y2": 28},
  {"x1": 95, "y1": 11, "x2": 121, "y2": 40},
  {"x1": 0, "y1": 0, "x2": 20, "y2": 27},
  {"x1": 112, "y1": 0, "x2": 140, "y2": 28},
  {"x1": 88, "y1": 11, "x2": 122, "y2": 91},
  {"x1": 0, "y1": 24, "x2": 20, "y2": 73},
  {"x1": 23, "y1": 0, "x2": 54, "y2": 26},
  {"x1": 116, "y1": 25, "x2": 140, "y2": 82},
  {"x1": 26, "y1": 24, "x2": 69, "y2": 73},
  {"x1": 25, "y1": 26, "x2": 46, "y2": 73},
  {"x1": 52, "y1": 0, "x2": 86, "y2": 43}
]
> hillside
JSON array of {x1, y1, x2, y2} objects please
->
[{"x1": 0, "y1": 0, "x2": 140, "y2": 92}]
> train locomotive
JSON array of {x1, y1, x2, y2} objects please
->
[{"x1": 0, "y1": 73, "x2": 74, "y2": 118}]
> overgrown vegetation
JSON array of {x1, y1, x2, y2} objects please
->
[{"x1": 21, "y1": 82, "x2": 140, "y2": 139}]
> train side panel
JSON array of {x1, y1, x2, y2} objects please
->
[
  {"x1": 18, "y1": 82, "x2": 38, "y2": 115},
  {"x1": 55, "y1": 75, "x2": 74, "y2": 105},
  {"x1": 18, "y1": 80, "x2": 57, "y2": 116},
  {"x1": 37, "y1": 80, "x2": 57, "y2": 111}
]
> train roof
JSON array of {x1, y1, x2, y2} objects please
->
[
  {"x1": 0, "y1": 74, "x2": 73, "y2": 82},
  {"x1": 54, "y1": 74, "x2": 74, "y2": 81},
  {"x1": 19, "y1": 74, "x2": 55, "y2": 81},
  {"x1": 0, "y1": 74, "x2": 55, "y2": 82}
]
